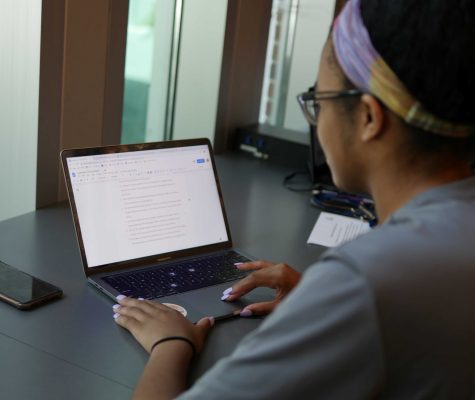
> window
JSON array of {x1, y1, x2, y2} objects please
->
[
  {"x1": 0, "y1": 0, "x2": 41, "y2": 221},
  {"x1": 259, "y1": 0, "x2": 335, "y2": 136},
  {"x1": 121, "y1": 0, "x2": 227, "y2": 145}
]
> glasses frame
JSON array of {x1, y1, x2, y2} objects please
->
[{"x1": 297, "y1": 89, "x2": 363, "y2": 126}]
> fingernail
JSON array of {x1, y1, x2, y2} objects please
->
[
  {"x1": 113, "y1": 313, "x2": 120, "y2": 319},
  {"x1": 208, "y1": 317, "x2": 215, "y2": 327},
  {"x1": 138, "y1": 297, "x2": 145, "y2": 301},
  {"x1": 234, "y1": 262, "x2": 243, "y2": 267},
  {"x1": 240, "y1": 309, "x2": 253, "y2": 317},
  {"x1": 222, "y1": 287, "x2": 233, "y2": 295},
  {"x1": 221, "y1": 294, "x2": 230, "y2": 301},
  {"x1": 116, "y1": 294, "x2": 126, "y2": 301},
  {"x1": 112, "y1": 304, "x2": 120, "y2": 310}
]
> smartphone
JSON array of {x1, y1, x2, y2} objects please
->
[{"x1": 0, "y1": 260, "x2": 63, "y2": 310}]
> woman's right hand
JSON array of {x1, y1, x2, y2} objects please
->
[{"x1": 221, "y1": 260, "x2": 301, "y2": 317}]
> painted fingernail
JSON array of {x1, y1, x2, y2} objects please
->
[
  {"x1": 208, "y1": 317, "x2": 215, "y2": 327},
  {"x1": 138, "y1": 297, "x2": 145, "y2": 301},
  {"x1": 116, "y1": 294, "x2": 126, "y2": 301},
  {"x1": 113, "y1": 313, "x2": 120, "y2": 319},
  {"x1": 234, "y1": 262, "x2": 243, "y2": 267},
  {"x1": 112, "y1": 304, "x2": 120, "y2": 310},
  {"x1": 222, "y1": 287, "x2": 233, "y2": 295},
  {"x1": 240, "y1": 309, "x2": 253, "y2": 317},
  {"x1": 221, "y1": 294, "x2": 230, "y2": 301}
]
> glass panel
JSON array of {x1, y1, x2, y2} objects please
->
[
  {"x1": 121, "y1": 0, "x2": 180, "y2": 144},
  {"x1": 259, "y1": 0, "x2": 335, "y2": 136},
  {"x1": 121, "y1": 0, "x2": 226, "y2": 146},
  {"x1": 259, "y1": 0, "x2": 298, "y2": 128},
  {"x1": 0, "y1": 0, "x2": 41, "y2": 221}
]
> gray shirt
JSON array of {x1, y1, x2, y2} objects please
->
[{"x1": 178, "y1": 177, "x2": 475, "y2": 399}]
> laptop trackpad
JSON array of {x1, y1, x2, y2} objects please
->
[{"x1": 174, "y1": 282, "x2": 275, "y2": 323}]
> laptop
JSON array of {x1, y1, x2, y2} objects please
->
[{"x1": 61, "y1": 138, "x2": 271, "y2": 322}]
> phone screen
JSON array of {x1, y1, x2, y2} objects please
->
[{"x1": 0, "y1": 261, "x2": 62, "y2": 306}]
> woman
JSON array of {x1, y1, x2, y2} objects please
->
[{"x1": 113, "y1": 0, "x2": 475, "y2": 398}]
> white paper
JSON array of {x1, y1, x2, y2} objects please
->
[{"x1": 307, "y1": 212, "x2": 371, "y2": 247}]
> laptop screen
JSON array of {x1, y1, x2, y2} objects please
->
[{"x1": 65, "y1": 144, "x2": 229, "y2": 268}]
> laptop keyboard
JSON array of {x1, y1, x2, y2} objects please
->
[{"x1": 102, "y1": 251, "x2": 250, "y2": 299}]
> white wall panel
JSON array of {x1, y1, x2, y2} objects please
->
[{"x1": 0, "y1": 0, "x2": 41, "y2": 221}]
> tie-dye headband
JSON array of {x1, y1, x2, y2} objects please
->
[{"x1": 332, "y1": 0, "x2": 473, "y2": 138}]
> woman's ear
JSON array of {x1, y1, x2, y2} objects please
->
[{"x1": 359, "y1": 94, "x2": 385, "y2": 142}]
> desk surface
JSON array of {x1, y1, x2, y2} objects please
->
[{"x1": 0, "y1": 153, "x2": 325, "y2": 399}]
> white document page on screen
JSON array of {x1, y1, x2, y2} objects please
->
[{"x1": 66, "y1": 146, "x2": 228, "y2": 267}]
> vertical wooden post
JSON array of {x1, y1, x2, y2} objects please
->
[
  {"x1": 36, "y1": 0, "x2": 128, "y2": 207},
  {"x1": 213, "y1": 0, "x2": 273, "y2": 153}
]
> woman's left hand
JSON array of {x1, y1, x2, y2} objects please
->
[{"x1": 113, "y1": 296, "x2": 214, "y2": 354}]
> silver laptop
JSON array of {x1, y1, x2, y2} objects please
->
[{"x1": 61, "y1": 138, "x2": 270, "y2": 322}]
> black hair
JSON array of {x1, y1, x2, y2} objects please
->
[
  {"x1": 333, "y1": 0, "x2": 475, "y2": 158},
  {"x1": 359, "y1": 0, "x2": 475, "y2": 157}
]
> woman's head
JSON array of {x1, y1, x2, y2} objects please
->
[{"x1": 315, "y1": 0, "x2": 475, "y2": 192}]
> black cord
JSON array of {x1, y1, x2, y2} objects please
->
[
  {"x1": 283, "y1": 171, "x2": 378, "y2": 224},
  {"x1": 283, "y1": 170, "x2": 315, "y2": 192}
]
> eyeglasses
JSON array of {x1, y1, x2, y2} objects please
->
[{"x1": 297, "y1": 89, "x2": 362, "y2": 126}]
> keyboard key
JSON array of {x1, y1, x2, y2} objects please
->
[{"x1": 102, "y1": 251, "x2": 250, "y2": 299}]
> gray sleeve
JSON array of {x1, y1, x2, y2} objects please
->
[{"x1": 177, "y1": 259, "x2": 386, "y2": 400}]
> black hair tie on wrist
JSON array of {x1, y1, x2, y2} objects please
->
[{"x1": 150, "y1": 336, "x2": 197, "y2": 358}]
